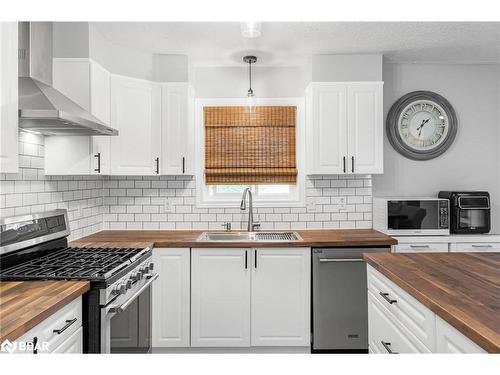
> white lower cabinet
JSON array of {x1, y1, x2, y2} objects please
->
[
  {"x1": 251, "y1": 248, "x2": 310, "y2": 346},
  {"x1": 13, "y1": 297, "x2": 83, "y2": 354},
  {"x1": 152, "y1": 248, "x2": 191, "y2": 347},
  {"x1": 435, "y1": 316, "x2": 486, "y2": 353},
  {"x1": 191, "y1": 248, "x2": 251, "y2": 347},
  {"x1": 190, "y1": 247, "x2": 311, "y2": 348},
  {"x1": 52, "y1": 327, "x2": 83, "y2": 353},
  {"x1": 367, "y1": 265, "x2": 487, "y2": 353},
  {"x1": 450, "y1": 242, "x2": 500, "y2": 253}
]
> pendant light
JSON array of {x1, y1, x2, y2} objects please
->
[{"x1": 243, "y1": 55, "x2": 257, "y2": 112}]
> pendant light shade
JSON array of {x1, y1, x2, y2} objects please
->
[{"x1": 243, "y1": 55, "x2": 257, "y2": 112}]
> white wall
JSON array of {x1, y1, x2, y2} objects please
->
[
  {"x1": 192, "y1": 66, "x2": 309, "y2": 98},
  {"x1": 373, "y1": 62, "x2": 500, "y2": 232},
  {"x1": 312, "y1": 54, "x2": 383, "y2": 81}
]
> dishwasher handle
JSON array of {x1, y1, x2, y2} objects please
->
[{"x1": 318, "y1": 258, "x2": 364, "y2": 263}]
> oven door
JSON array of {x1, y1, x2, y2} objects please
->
[{"x1": 101, "y1": 273, "x2": 159, "y2": 354}]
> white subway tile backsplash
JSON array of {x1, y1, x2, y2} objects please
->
[{"x1": 1, "y1": 132, "x2": 373, "y2": 237}]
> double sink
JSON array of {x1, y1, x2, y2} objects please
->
[{"x1": 197, "y1": 231, "x2": 303, "y2": 242}]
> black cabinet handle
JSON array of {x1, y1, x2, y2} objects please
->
[
  {"x1": 94, "y1": 153, "x2": 101, "y2": 173},
  {"x1": 245, "y1": 250, "x2": 248, "y2": 269},
  {"x1": 381, "y1": 341, "x2": 398, "y2": 354},
  {"x1": 351, "y1": 156, "x2": 355, "y2": 173},
  {"x1": 254, "y1": 250, "x2": 257, "y2": 269},
  {"x1": 155, "y1": 157, "x2": 159, "y2": 174},
  {"x1": 379, "y1": 292, "x2": 397, "y2": 304},
  {"x1": 53, "y1": 318, "x2": 77, "y2": 335},
  {"x1": 343, "y1": 156, "x2": 346, "y2": 173},
  {"x1": 182, "y1": 157, "x2": 185, "y2": 174}
]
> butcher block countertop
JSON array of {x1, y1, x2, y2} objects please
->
[
  {"x1": 70, "y1": 229, "x2": 397, "y2": 249},
  {"x1": 363, "y1": 252, "x2": 500, "y2": 353},
  {"x1": 0, "y1": 281, "x2": 90, "y2": 342}
]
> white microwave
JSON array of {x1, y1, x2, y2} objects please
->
[{"x1": 373, "y1": 197, "x2": 450, "y2": 236}]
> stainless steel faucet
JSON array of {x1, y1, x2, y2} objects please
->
[{"x1": 240, "y1": 188, "x2": 260, "y2": 232}]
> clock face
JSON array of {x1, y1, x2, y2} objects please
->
[
  {"x1": 386, "y1": 91, "x2": 458, "y2": 161},
  {"x1": 397, "y1": 100, "x2": 450, "y2": 151}
]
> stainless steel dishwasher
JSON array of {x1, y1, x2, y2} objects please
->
[{"x1": 312, "y1": 247, "x2": 391, "y2": 352}]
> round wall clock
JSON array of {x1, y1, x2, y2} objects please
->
[{"x1": 386, "y1": 91, "x2": 458, "y2": 160}]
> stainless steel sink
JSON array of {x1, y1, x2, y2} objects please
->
[{"x1": 196, "y1": 231, "x2": 302, "y2": 242}]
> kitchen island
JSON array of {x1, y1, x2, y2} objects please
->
[{"x1": 364, "y1": 252, "x2": 500, "y2": 353}]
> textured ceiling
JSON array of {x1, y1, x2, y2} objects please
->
[{"x1": 90, "y1": 22, "x2": 500, "y2": 66}]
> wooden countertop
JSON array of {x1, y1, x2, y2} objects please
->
[
  {"x1": 0, "y1": 281, "x2": 90, "y2": 342},
  {"x1": 363, "y1": 252, "x2": 500, "y2": 353},
  {"x1": 70, "y1": 229, "x2": 397, "y2": 249}
]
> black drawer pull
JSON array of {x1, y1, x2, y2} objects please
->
[
  {"x1": 379, "y1": 292, "x2": 397, "y2": 304},
  {"x1": 53, "y1": 318, "x2": 77, "y2": 335},
  {"x1": 381, "y1": 341, "x2": 398, "y2": 354},
  {"x1": 94, "y1": 153, "x2": 101, "y2": 173}
]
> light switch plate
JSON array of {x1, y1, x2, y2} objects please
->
[
  {"x1": 164, "y1": 198, "x2": 173, "y2": 213},
  {"x1": 306, "y1": 197, "x2": 317, "y2": 212}
]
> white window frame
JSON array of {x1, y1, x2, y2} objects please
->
[{"x1": 195, "y1": 97, "x2": 306, "y2": 208}]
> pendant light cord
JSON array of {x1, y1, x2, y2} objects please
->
[{"x1": 248, "y1": 60, "x2": 253, "y2": 94}]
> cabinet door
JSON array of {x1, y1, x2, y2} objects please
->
[
  {"x1": 450, "y1": 242, "x2": 500, "y2": 252},
  {"x1": 51, "y1": 327, "x2": 83, "y2": 354},
  {"x1": 191, "y1": 248, "x2": 251, "y2": 347},
  {"x1": 0, "y1": 22, "x2": 19, "y2": 173},
  {"x1": 161, "y1": 84, "x2": 190, "y2": 175},
  {"x1": 110, "y1": 76, "x2": 161, "y2": 175},
  {"x1": 435, "y1": 316, "x2": 486, "y2": 353},
  {"x1": 90, "y1": 62, "x2": 111, "y2": 124},
  {"x1": 307, "y1": 83, "x2": 348, "y2": 174},
  {"x1": 347, "y1": 83, "x2": 383, "y2": 174},
  {"x1": 92, "y1": 137, "x2": 111, "y2": 175},
  {"x1": 251, "y1": 248, "x2": 310, "y2": 346},
  {"x1": 152, "y1": 248, "x2": 190, "y2": 347}
]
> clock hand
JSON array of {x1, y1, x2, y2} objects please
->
[{"x1": 416, "y1": 118, "x2": 431, "y2": 132}]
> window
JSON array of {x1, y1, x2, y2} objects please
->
[{"x1": 195, "y1": 99, "x2": 305, "y2": 207}]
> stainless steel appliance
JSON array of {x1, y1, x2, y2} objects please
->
[
  {"x1": 373, "y1": 197, "x2": 449, "y2": 236},
  {"x1": 312, "y1": 247, "x2": 391, "y2": 352},
  {"x1": 0, "y1": 210, "x2": 157, "y2": 353},
  {"x1": 438, "y1": 191, "x2": 491, "y2": 234},
  {"x1": 17, "y1": 22, "x2": 118, "y2": 136}
]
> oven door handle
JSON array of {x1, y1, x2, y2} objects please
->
[{"x1": 108, "y1": 273, "x2": 159, "y2": 314}]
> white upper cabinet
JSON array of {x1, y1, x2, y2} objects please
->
[
  {"x1": 49, "y1": 58, "x2": 111, "y2": 175},
  {"x1": 110, "y1": 75, "x2": 161, "y2": 175},
  {"x1": 251, "y1": 248, "x2": 310, "y2": 347},
  {"x1": 161, "y1": 83, "x2": 192, "y2": 175},
  {"x1": 347, "y1": 83, "x2": 383, "y2": 174},
  {"x1": 191, "y1": 248, "x2": 251, "y2": 347},
  {"x1": 0, "y1": 22, "x2": 19, "y2": 174},
  {"x1": 307, "y1": 82, "x2": 383, "y2": 175},
  {"x1": 306, "y1": 83, "x2": 347, "y2": 174}
]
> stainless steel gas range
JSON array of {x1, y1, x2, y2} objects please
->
[{"x1": 0, "y1": 209, "x2": 159, "y2": 353}]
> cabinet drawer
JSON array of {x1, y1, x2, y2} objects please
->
[
  {"x1": 368, "y1": 291, "x2": 430, "y2": 354},
  {"x1": 367, "y1": 265, "x2": 435, "y2": 350},
  {"x1": 394, "y1": 243, "x2": 448, "y2": 253},
  {"x1": 435, "y1": 316, "x2": 486, "y2": 353},
  {"x1": 16, "y1": 297, "x2": 82, "y2": 353},
  {"x1": 51, "y1": 327, "x2": 83, "y2": 354},
  {"x1": 450, "y1": 243, "x2": 500, "y2": 253}
]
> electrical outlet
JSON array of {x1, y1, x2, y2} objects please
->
[
  {"x1": 339, "y1": 197, "x2": 347, "y2": 211},
  {"x1": 306, "y1": 197, "x2": 317, "y2": 212},
  {"x1": 164, "y1": 198, "x2": 173, "y2": 213}
]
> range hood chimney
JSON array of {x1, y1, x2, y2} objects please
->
[{"x1": 18, "y1": 22, "x2": 118, "y2": 136}]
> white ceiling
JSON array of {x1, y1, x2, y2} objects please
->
[{"x1": 90, "y1": 22, "x2": 500, "y2": 66}]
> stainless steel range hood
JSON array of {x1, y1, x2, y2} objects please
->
[{"x1": 18, "y1": 22, "x2": 118, "y2": 136}]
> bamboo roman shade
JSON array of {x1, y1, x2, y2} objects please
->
[{"x1": 204, "y1": 106, "x2": 297, "y2": 185}]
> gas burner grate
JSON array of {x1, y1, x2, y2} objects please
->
[{"x1": 0, "y1": 247, "x2": 149, "y2": 281}]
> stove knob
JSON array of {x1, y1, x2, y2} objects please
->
[
  {"x1": 140, "y1": 264, "x2": 150, "y2": 273},
  {"x1": 111, "y1": 283, "x2": 125, "y2": 295},
  {"x1": 148, "y1": 262, "x2": 154, "y2": 271},
  {"x1": 131, "y1": 271, "x2": 141, "y2": 281},
  {"x1": 125, "y1": 279, "x2": 132, "y2": 289}
]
